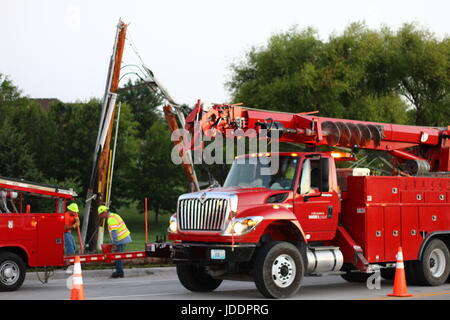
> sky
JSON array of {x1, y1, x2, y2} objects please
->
[{"x1": 1, "y1": 0, "x2": 449, "y2": 106}]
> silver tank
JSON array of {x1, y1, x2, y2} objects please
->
[{"x1": 306, "y1": 246, "x2": 344, "y2": 275}]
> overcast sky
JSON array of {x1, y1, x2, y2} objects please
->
[{"x1": 1, "y1": 0, "x2": 449, "y2": 106}]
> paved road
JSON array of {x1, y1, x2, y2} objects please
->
[{"x1": 1, "y1": 267, "x2": 450, "y2": 300}]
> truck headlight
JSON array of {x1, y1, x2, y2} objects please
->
[
  {"x1": 168, "y1": 214, "x2": 178, "y2": 233},
  {"x1": 229, "y1": 216, "x2": 263, "y2": 235}
]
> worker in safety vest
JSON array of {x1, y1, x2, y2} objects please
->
[
  {"x1": 64, "y1": 203, "x2": 80, "y2": 256},
  {"x1": 98, "y1": 205, "x2": 132, "y2": 278}
]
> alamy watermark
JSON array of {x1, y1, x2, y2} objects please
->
[
  {"x1": 366, "y1": 269, "x2": 381, "y2": 290},
  {"x1": 170, "y1": 123, "x2": 281, "y2": 176}
]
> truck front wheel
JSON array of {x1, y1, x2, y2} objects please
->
[
  {"x1": 413, "y1": 239, "x2": 450, "y2": 286},
  {"x1": 253, "y1": 241, "x2": 304, "y2": 299},
  {"x1": 0, "y1": 252, "x2": 26, "y2": 292},
  {"x1": 176, "y1": 263, "x2": 222, "y2": 292}
]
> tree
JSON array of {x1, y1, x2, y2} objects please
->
[
  {"x1": 108, "y1": 103, "x2": 141, "y2": 207},
  {"x1": 384, "y1": 23, "x2": 450, "y2": 126},
  {"x1": 137, "y1": 119, "x2": 186, "y2": 223},
  {"x1": 0, "y1": 74, "x2": 22, "y2": 104},
  {"x1": 44, "y1": 100, "x2": 101, "y2": 189},
  {"x1": 228, "y1": 26, "x2": 325, "y2": 114},
  {"x1": 0, "y1": 74, "x2": 44, "y2": 181},
  {"x1": 0, "y1": 121, "x2": 42, "y2": 180},
  {"x1": 228, "y1": 23, "x2": 450, "y2": 125},
  {"x1": 118, "y1": 79, "x2": 163, "y2": 139},
  {"x1": 43, "y1": 99, "x2": 142, "y2": 208},
  {"x1": 319, "y1": 23, "x2": 409, "y2": 123}
]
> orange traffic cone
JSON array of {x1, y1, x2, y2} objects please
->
[
  {"x1": 388, "y1": 247, "x2": 412, "y2": 297},
  {"x1": 70, "y1": 256, "x2": 85, "y2": 300}
]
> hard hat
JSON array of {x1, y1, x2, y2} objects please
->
[
  {"x1": 67, "y1": 203, "x2": 79, "y2": 213},
  {"x1": 98, "y1": 205, "x2": 109, "y2": 214}
]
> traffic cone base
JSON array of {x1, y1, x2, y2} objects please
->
[
  {"x1": 388, "y1": 247, "x2": 413, "y2": 297},
  {"x1": 70, "y1": 256, "x2": 85, "y2": 300}
]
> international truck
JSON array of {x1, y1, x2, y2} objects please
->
[{"x1": 166, "y1": 103, "x2": 450, "y2": 298}]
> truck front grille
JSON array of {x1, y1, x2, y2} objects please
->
[{"x1": 178, "y1": 198, "x2": 230, "y2": 231}]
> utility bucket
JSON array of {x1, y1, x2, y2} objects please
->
[{"x1": 101, "y1": 244, "x2": 113, "y2": 254}]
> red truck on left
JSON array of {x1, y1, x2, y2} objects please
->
[
  {"x1": 0, "y1": 176, "x2": 148, "y2": 292},
  {"x1": 0, "y1": 176, "x2": 78, "y2": 291}
]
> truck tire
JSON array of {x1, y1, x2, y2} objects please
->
[
  {"x1": 253, "y1": 241, "x2": 304, "y2": 299},
  {"x1": 413, "y1": 239, "x2": 450, "y2": 286},
  {"x1": 341, "y1": 271, "x2": 372, "y2": 283},
  {"x1": 176, "y1": 263, "x2": 222, "y2": 292},
  {"x1": 0, "y1": 252, "x2": 26, "y2": 292}
]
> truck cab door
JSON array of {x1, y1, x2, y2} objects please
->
[{"x1": 294, "y1": 156, "x2": 340, "y2": 241}]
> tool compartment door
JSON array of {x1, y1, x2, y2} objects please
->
[
  {"x1": 401, "y1": 206, "x2": 422, "y2": 261},
  {"x1": 365, "y1": 206, "x2": 384, "y2": 263},
  {"x1": 37, "y1": 214, "x2": 65, "y2": 266},
  {"x1": 383, "y1": 206, "x2": 401, "y2": 261}
]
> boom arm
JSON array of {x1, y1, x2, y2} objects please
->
[{"x1": 185, "y1": 103, "x2": 450, "y2": 174}]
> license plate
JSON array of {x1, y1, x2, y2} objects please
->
[{"x1": 211, "y1": 249, "x2": 226, "y2": 260}]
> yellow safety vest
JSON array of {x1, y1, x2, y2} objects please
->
[{"x1": 107, "y1": 213, "x2": 130, "y2": 241}]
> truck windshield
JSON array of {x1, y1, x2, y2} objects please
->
[{"x1": 223, "y1": 156, "x2": 298, "y2": 190}]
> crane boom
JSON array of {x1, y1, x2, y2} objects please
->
[{"x1": 185, "y1": 103, "x2": 450, "y2": 174}]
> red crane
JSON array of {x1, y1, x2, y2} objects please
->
[{"x1": 185, "y1": 103, "x2": 450, "y2": 174}]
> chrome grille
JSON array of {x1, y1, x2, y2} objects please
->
[{"x1": 178, "y1": 198, "x2": 229, "y2": 231}]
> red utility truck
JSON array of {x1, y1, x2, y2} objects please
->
[
  {"x1": 0, "y1": 177, "x2": 77, "y2": 291},
  {"x1": 166, "y1": 103, "x2": 450, "y2": 298},
  {"x1": 0, "y1": 177, "x2": 146, "y2": 291}
]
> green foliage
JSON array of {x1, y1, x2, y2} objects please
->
[
  {"x1": 0, "y1": 74, "x2": 22, "y2": 103},
  {"x1": 229, "y1": 26, "x2": 324, "y2": 113},
  {"x1": 0, "y1": 120, "x2": 42, "y2": 180},
  {"x1": 228, "y1": 22, "x2": 449, "y2": 126},
  {"x1": 108, "y1": 103, "x2": 141, "y2": 207},
  {"x1": 44, "y1": 100, "x2": 101, "y2": 189},
  {"x1": 137, "y1": 120, "x2": 186, "y2": 215},
  {"x1": 118, "y1": 79, "x2": 163, "y2": 138},
  {"x1": 0, "y1": 73, "x2": 186, "y2": 216},
  {"x1": 383, "y1": 23, "x2": 450, "y2": 126}
]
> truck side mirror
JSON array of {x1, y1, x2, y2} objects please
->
[{"x1": 320, "y1": 157, "x2": 330, "y2": 192}]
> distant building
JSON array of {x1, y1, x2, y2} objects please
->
[{"x1": 31, "y1": 98, "x2": 60, "y2": 112}]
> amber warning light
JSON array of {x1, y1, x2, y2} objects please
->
[{"x1": 330, "y1": 152, "x2": 357, "y2": 161}]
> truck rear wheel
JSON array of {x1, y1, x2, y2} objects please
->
[
  {"x1": 413, "y1": 239, "x2": 450, "y2": 286},
  {"x1": 253, "y1": 241, "x2": 304, "y2": 299},
  {"x1": 0, "y1": 252, "x2": 26, "y2": 292},
  {"x1": 176, "y1": 263, "x2": 222, "y2": 292}
]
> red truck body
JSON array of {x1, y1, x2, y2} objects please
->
[
  {"x1": 167, "y1": 103, "x2": 450, "y2": 298},
  {"x1": 0, "y1": 177, "x2": 74, "y2": 272},
  {"x1": 169, "y1": 153, "x2": 450, "y2": 258},
  {"x1": 0, "y1": 213, "x2": 66, "y2": 267},
  {"x1": 341, "y1": 175, "x2": 450, "y2": 263},
  {"x1": 0, "y1": 177, "x2": 146, "y2": 291},
  {"x1": 168, "y1": 152, "x2": 450, "y2": 298}
]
